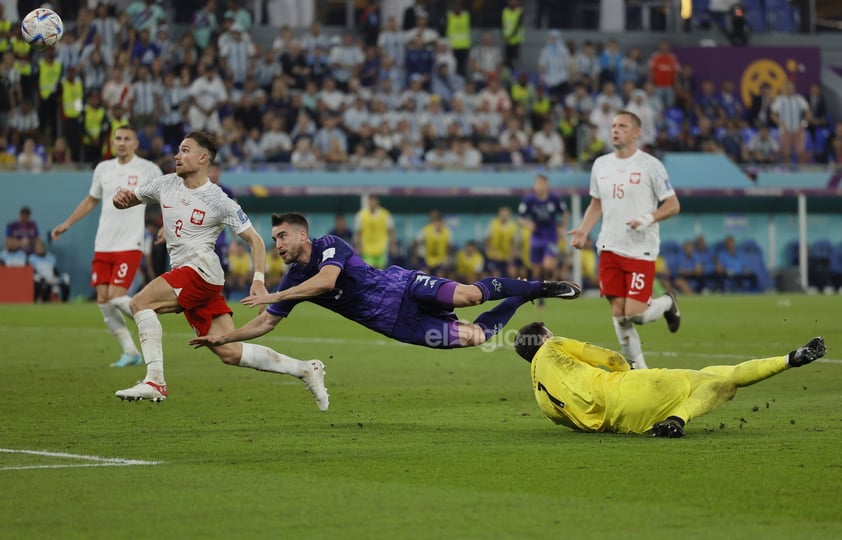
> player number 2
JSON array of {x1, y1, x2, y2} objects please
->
[
  {"x1": 630, "y1": 272, "x2": 645, "y2": 291},
  {"x1": 174, "y1": 219, "x2": 184, "y2": 238},
  {"x1": 612, "y1": 183, "x2": 624, "y2": 199}
]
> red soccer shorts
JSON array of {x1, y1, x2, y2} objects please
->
[
  {"x1": 162, "y1": 266, "x2": 232, "y2": 336},
  {"x1": 91, "y1": 250, "x2": 143, "y2": 289},
  {"x1": 598, "y1": 251, "x2": 656, "y2": 302}
]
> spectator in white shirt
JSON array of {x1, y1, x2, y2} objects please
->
[
  {"x1": 589, "y1": 97, "x2": 616, "y2": 150},
  {"x1": 531, "y1": 120, "x2": 565, "y2": 167},
  {"x1": 16, "y1": 138, "x2": 45, "y2": 172},
  {"x1": 453, "y1": 137, "x2": 483, "y2": 170},
  {"x1": 260, "y1": 116, "x2": 293, "y2": 162},
  {"x1": 328, "y1": 31, "x2": 365, "y2": 91},
  {"x1": 291, "y1": 137, "x2": 319, "y2": 170},
  {"x1": 187, "y1": 64, "x2": 228, "y2": 133},
  {"x1": 626, "y1": 89, "x2": 657, "y2": 147},
  {"x1": 771, "y1": 80, "x2": 811, "y2": 164},
  {"x1": 537, "y1": 30, "x2": 570, "y2": 102},
  {"x1": 478, "y1": 74, "x2": 512, "y2": 114},
  {"x1": 468, "y1": 32, "x2": 502, "y2": 89},
  {"x1": 378, "y1": 16, "x2": 405, "y2": 67}
]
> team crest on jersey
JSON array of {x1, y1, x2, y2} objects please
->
[
  {"x1": 190, "y1": 209, "x2": 206, "y2": 225},
  {"x1": 629, "y1": 172, "x2": 641, "y2": 184},
  {"x1": 237, "y1": 209, "x2": 248, "y2": 224},
  {"x1": 127, "y1": 175, "x2": 138, "y2": 186}
]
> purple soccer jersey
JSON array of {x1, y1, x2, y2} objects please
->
[
  {"x1": 518, "y1": 193, "x2": 567, "y2": 244},
  {"x1": 267, "y1": 235, "x2": 462, "y2": 348}
]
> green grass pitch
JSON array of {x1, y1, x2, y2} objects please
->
[{"x1": 1, "y1": 295, "x2": 841, "y2": 539}]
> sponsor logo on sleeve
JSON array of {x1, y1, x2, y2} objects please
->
[
  {"x1": 237, "y1": 209, "x2": 248, "y2": 224},
  {"x1": 321, "y1": 247, "x2": 336, "y2": 262}
]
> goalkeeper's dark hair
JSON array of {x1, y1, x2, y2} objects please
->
[
  {"x1": 272, "y1": 212, "x2": 310, "y2": 231},
  {"x1": 185, "y1": 130, "x2": 218, "y2": 161},
  {"x1": 514, "y1": 321, "x2": 550, "y2": 363}
]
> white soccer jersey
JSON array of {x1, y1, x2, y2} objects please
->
[
  {"x1": 90, "y1": 156, "x2": 163, "y2": 252},
  {"x1": 589, "y1": 150, "x2": 674, "y2": 261},
  {"x1": 135, "y1": 175, "x2": 252, "y2": 286}
]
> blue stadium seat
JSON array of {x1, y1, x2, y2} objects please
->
[
  {"x1": 768, "y1": 0, "x2": 798, "y2": 32},
  {"x1": 665, "y1": 108, "x2": 684, "y2": 138},
  {"x1": 660, "y1": 239, "x2": 682, "y2": 275},
  {"x1": 785, "y1": 239, "x2": 800, "y2": 266},
  {"x1": 808, "y1": 238, "x2": 834, "y2": 290},
  {"x1": 738, "y1": 239, "x2": 771, "y2": 291},
  {"x1": 740, "y1": 0, "x2": 767, "y2": 31}
]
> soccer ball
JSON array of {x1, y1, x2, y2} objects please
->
[{"x1": 20, "y1": 8, "x2": 64, "y2": 50}]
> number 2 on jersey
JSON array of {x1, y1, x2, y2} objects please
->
[{"x1": 174, "y1": 219, "x2": 183, "y2": 238}]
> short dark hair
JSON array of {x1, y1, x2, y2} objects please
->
[
  {"x1": 184, "y1": 130, "x2": 218, "y2": 161},
  {"x1": 616, "y1": 110, "x2": 642, "y2": 129},
  {"x1": 271, "y1": 212, "x2": 310, "y2": 231},
  {"x1": 514, "y1": 322, "x2": 550, "y2": 363}
]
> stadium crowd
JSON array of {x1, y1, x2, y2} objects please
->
[
  {"x1": 2, "y1": 0, "x2": 841, "y2": 302},
  {"x1": 0, "y1": 0, "x2": 839, "y2": 173}
]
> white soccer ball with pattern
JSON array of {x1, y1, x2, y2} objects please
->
[{"x1": 21, "y1": 8, "x2": 64, "y2": 50}]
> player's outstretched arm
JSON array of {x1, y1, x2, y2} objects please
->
[
  {"x1": 568, "y1": 198, "x2": 602, "y2": 249},
  {"x1": 242, "y1": 264, "x2": 341, "y2": 307},
  {"x1": 112, "y1": 188, "x2": 142, "y2": 209},
  {"x1": 52, "y1": 195, "x2": 100, "y2": 240},
  {"x1": 189, "y1": 310, "x2": 283, "y2": 348}
]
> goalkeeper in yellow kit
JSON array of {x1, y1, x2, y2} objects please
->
[{"x1": 514, "y1": 322, "x2": 827, "y2": 437}]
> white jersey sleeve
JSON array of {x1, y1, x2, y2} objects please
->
[
  {"x1": 137, "y1": 175, "x2": 252, "y2": 285},
  {"x1": 91, "y1": 156, "x2": 164, "y2": 252},
  {"x1": 589, "y1": 150, "x2": 675, "y2": 261}
]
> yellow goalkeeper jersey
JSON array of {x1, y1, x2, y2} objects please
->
[{"x1": 530, "y1": 337, "x2": 630, "y2": 433}]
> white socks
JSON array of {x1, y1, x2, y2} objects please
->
[
  {"x1": 240, "y1": 343, "x2": 307, "y2": 378},
  {"x1": 629, "y1": 295, "x2": 672, "y2": 324},
  {"x1": 613, "y1": 316, "x2": 647, "y2": 369},
  {"x1": 109, "y1": 295, "x2": 134, "y2": 319},
  {"x1": 135, "y1": 309, "x2": 165, "y2": 384},
  {"x1": 98, "y1": 302, "x2": 139, "y2": 355}
]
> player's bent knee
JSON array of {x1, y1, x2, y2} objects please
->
[{"x1": 211, "y1": 343, "x2": 241, "y2": 365}]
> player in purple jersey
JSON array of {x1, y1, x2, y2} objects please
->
[
  {"x1": 189, "y1": 212, "x2": 582, "y2": 352},
  {"x1": 518, "y1": 174, "x2": 569, "y2": 303}
]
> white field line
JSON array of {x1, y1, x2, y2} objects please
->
[
  {"x1": 0, "y1": 448, "x2": 162, "y2": 471},
  {"x1": 1, "y1": 325, "x2": 840, "y2": 364}
]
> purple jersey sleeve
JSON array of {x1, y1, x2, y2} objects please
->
[
  {"x1": 519, "y1": 194, "x2": 566, "y2": 243},
  {"x1": 266, "y1": 235, "x2": 356, "y2": 317}
]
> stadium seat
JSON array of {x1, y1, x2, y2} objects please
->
[
  {"x1": 740, "y1": 0, "x2": 767, "y2": 31},
  {"x1": 738, "y1": 239, "x2": 771, "y2": 291},
  {"x1": 660, "y1": 239, "x2": 682, "y2": 276},
  {"x1": 665, "y1": 108, "x2": 684, "y2": 138},
  {"x1": 831, "y1": 242, "x2": 842, "y2": 291},
  {"x1": 808, "y1": 238, "x2": 834, "y2": 290},
  {"x1": 785, "y1": 239, "x2": 800, "y2": 266}
]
